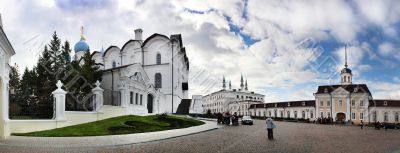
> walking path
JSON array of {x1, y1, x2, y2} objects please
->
[{"x1": 0, "y1": 120, "x2": 218, "y2": 148}]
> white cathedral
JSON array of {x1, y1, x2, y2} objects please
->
[{"x1": 73, "y1": 27, "x2": 191, "y2": 114}]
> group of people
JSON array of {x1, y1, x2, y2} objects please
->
[
  {"x1": 216, "y1": 112, "x2": 239, "y2": 126},
  {"x1": 215, "y1": 112, "x2": 277, "y2": 140},
  {"x1": 315, "y1": 117, "x2": 334, "y2": 124}
]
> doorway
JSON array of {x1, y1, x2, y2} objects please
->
[
  {"x1": 336, "y1": 113, "x2": 345, "y2": 122},
  {"x1": 147, "y1": 94, "x2": 153, "y2": 113}
]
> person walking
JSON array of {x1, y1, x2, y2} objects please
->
[
  {"x1": 360, "y1": 120, "x2": 364, "y2": 129},
  {"x1": 266, "y1": 117, "x2": 276, "y2": 140}
]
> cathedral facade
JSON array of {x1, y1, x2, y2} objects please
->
[
  {"x1": 248, "y1": 49, "x2": 400, "y2": 124},
  {"x1": 74, "y1": 28, "x2": 189, "y2": 114}
]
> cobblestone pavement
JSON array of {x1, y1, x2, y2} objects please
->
[{"x1": 1, "y1": 120, "x2": 400, "y2": 153}]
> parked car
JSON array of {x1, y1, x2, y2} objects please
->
[
  {"x1": 383, "y1": 123, "x2": 400, "y2": 129},
  {"x1": 241, "y1": 116, "x2": 253, "y2": 125}
]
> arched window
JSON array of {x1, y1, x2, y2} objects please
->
[
  {"x1": 395, "y1": 112, "x2": 399, "y2": 122},
  {"x1": 112, "y1": 61, "x2": 117, "y2": 68},
  {"x1": 294, "y1": 111, "x2": 298, "y2": 118},
  {"x1": 287, "y1": 111, "x2": 290, "y2": 118},
  {"x1": 310, "y1": 111, "x2": 314, "y2": 118},
  {"x1": 156, "y1": 53, "x2": 161, "y2": 65},
  {"x1": 155, "y1": 73, "x2": 162, "y2": 88},
  {"x1": 302, "y1": 111, "x2": 305, "y2": 118}
]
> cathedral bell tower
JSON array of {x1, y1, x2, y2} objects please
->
[{"x1": 340, "y1": 45, "x2": 352, "y2": 85}]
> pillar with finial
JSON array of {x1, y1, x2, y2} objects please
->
[
  {"x1": 92, "y1": 80, "x2": 104, "y2": 111},
  {"x1": 52, "y1": 80, "x2": 67, "y2": 121}
]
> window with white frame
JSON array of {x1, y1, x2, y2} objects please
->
[
  {"x1": 339, "y1": 100, "x2": 342, "y2": 107},
  {"x1": 280, "y1": 111, "x2": 283, "y2": 117},
  {"x1": 384, "y1": 112, "x2": 388, "y2": 122},
  {"x1": 294, "y1": 111, "x2": 298, "y2": 118},
  {"x1": 130, "y1": 92, "x2": 134, "y2": 104},
  {"x1": 310, "y1": 111, "x2": 314, "y2": 118},
  {"x1": 287, "y1": 111, "x2": 290, "y2": 118},
  {"x1": 351, "y1": 100, "x2": 355, "y2": 106},
  {"x1": 320, "y1": 101, "x2": 323, "y2": 106},
  {"x1": 302, "y1": 111, "x2": 305, "y2": 118},
  {"x1": 395, "y1": 112, "x2": 399, "y2": 122},
  {"x1": 321, "y1": 112, "x2": 324, "y2": 118},
  {"x1": 360, "y1": 100, "x2": 364, "y2": 106},
  {"x1": 360, "y1": 113, "x2": 364, "y2": 120},
  {"x1": 156, "y1": 53, "x2": 161, "y2": 65},
  {"x1": 327, "y1": 101, "x2": 331, "y2": 106},
  {"x1": 351, "y1": 112, "x2": 355, "y2": 119},
  {"x1": 155, "y1": 73, "x2": 162, "y2": 88},
  {"x1": 373, "y1": 111, "x2": 377, "y2": 122}
]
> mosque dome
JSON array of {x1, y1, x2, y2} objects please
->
[{"x1": 74, "y1": 39, "x2": 90, "y2": 52}]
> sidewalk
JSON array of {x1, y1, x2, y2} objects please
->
[{"x1": 0, "y1": 120, "x2": 218, "y2": 148}]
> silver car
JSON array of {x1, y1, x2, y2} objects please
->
[{"x1": 241, "y1": 116, "x2": 253, "y2": 125}]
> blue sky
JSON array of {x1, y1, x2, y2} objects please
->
[{"x1": 0, "y1": 0, "x2": 399, "y2": 101}]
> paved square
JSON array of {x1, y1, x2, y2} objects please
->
[{"x1": 1, "y1": 120, "x2": 400, "y2": 153}]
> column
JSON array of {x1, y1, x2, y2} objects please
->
[
  {"x1": 52, "y1": 80, "x2": 67, "y2": 121},
  {"x1": 118, "y1": 81, "x2": 128, "y2": 107},
  {"x1": 92, "y1": 80, "x2": 104, "y2": 111}
]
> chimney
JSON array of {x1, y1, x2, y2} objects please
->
[
  {"x1": 134, "y1": 28, "x2": 143, "y2": 40},
  {"x1": 0, "y1": 13, "x2": 3, "y2": 28}
]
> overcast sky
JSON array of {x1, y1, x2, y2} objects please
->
[{"x1": 1, "y1": 0, "x2": 400, "y2": 102}]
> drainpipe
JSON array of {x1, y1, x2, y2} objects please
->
[
  {"x1": 171, "y1": 41, "x2": 174, "y2": 114},
  {"x1": 111, "y1": 70, "x2": 114, "y2": 105}
]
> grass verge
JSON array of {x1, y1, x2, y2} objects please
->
[{"x1": 13, "y1": 115, "x2": 204, "y2": 137}]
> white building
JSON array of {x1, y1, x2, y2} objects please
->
[
  {"x1": 0, "y1": 14, "x2": 15, "y2": 138},
  {"x1": 249, "y1": 47, "x2": 400, "y2": 124},
  {"x1": 202, "y1": 75, "x2": 265, "y2": 115},
  {"x1": 74, "y1": 28, "x2": 189, "y2": 114}
]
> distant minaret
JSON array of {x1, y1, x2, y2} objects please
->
[
  {"x1": 240, "y1": 74, "x2": 244, "y2": 90},
  {"x1": 245, "y1": 79, "x2": 248, "y2": 91},
  {"x1": 222, "y1": 75, "x2": 226, "y2": 90},
  {"x1": 340, "y1": 45, "x2": 352, "y2": 85},
  {"x1": 229, "y1": 80, "x2": 232, "y2": 90}
]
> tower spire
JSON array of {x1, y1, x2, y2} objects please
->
[
  {"x1": 80, "y1": 26, "x2": 85, "y2": 40},
  {"x1": 222, "y1": 75, "x2": 226, "y2": 90},
  {"x1": 240, "y1": 74, "x2": 244, "y2": 90},
  {"x1": 245, "y1": 79, "x2": 248, "y2": 91},
  {"x1": 344, "y1": 44, "x2": 348, "y2": 68}
]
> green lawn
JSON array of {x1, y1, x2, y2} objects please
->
[{"x1": 13, "y1": 115, "x2": 204, "y2": 137}]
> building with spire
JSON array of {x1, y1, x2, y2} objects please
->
[
  {"x1": 202, "y1": 75, "x2": 265, "y2": 115},
  {"x1": 248, "y1": 46, "x2": 400, "y2": 124}
]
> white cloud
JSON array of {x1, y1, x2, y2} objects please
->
[{"x1": 1, "y1": 0, "x2": 399, "y2": 101}]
